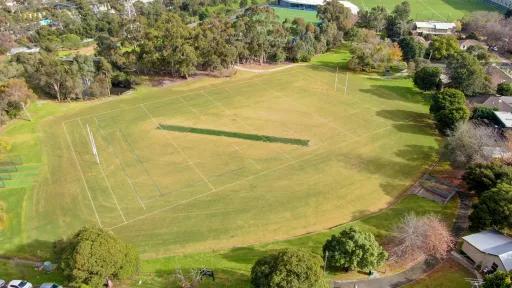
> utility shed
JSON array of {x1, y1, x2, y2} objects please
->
[{"x1": 461, "y1": 231, "x2": 512, "y2": 272}]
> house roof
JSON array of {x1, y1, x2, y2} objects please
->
[
  {"x1": 460, "y1": 39, "x2": 488, "y2": 49},
  {"x1": 463, "y1": 231, "x2": 512, "y2": 270},
  {"x1": 467, "y1": 96, "x2": 512, "y2": 113},
  {"x1": 414, "y1": 21, "x2": 456, "y2": 30},
  {"x1": 495, "y1": 111, "x2": 512, "y2": 128}
]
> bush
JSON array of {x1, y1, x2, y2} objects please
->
[
  {"x1": 497, "y1": 83, "x2": 512, "y2": 96},
  {"x1": 429, "y1": 88, "x2": 469, "y2": 134},
  {"x1": 59, "y1": 226, "x2": 139, "y2": 287},
  {"x1": 469, "y1": 183, "x2": 512, "y2": 231},
  {"x1": 250, "y1": 249, "x2": 324, "y2": 288},
  {"x1": 413, "y1": 66, "x2": 441, "y2": 91},
  {"x1": 60, "y1": 34, "x2": 82, "y2": 50},
  {"x1": 471, "y1": 106, "x2": 500, "y2": 125},
  {"x1": 483, "y1": 271, "x2": 512, "y2": 288},
  {"x1": 463, "y1": 162, "x2": 512, "y2": 195},
  {"x1": 322, "y1": 227, "x2": 387, "y2": 272},
  {"x1": 111, "y1": 72, "x2": 137, "y2": 89}
]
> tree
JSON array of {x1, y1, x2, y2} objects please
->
[
  {"x1": 390, "y1": 214, "x2": 454, "y2": 263},
  {"x1": 426, "y1": 35, "x2": 460, "y2": 60},
  {"x1": 317, "y1": 0, "x2": 356, "y2": 34},
  {"x1": 0, "y1": 79, "x2": 36, "y2": 123},
  {"x1": 463, "y1": 162, "x2": 512, "y2": 196},
  {"x1": 469, "y1": 183, "x2": 512, "y2": 231},
  {"x1": 498, "y1": 83, "x2": 512, "y2": 96},
  {"x1": 398, "y1": 36, "x2": 426, "y2": 62},
  {"x1": 194, "y1": 17, "x2": 238, "y2": 71},
  {"x1": 467, "y1": 45, "x2": 491, "y2": 62},
  {"x1": 239, "y1": 0, "x2": 248, "y2": 9},
  {"x1": 356, "y1": 6, "x2": 388, "y2": 33},
  {"x1": 429, "y1": 89, "x2": 469, "y2": 134},
  {"x1": 413, "y1": 66, "x2": 441, "y2": 91},
  {"x1": 442, "y1": 122, "x2": 505, "y2": 167},
  {"x1": 322, "y1": 227, "x2": 387, "y2": 272},
  {"x1": 250, "y1": 249, "x2": 323, "y2": 288},
  {"x1": 60, "y1": 226, "x2": 139, "y2": 287},
  {"x1": 447, "y1": 52, "x2": 490, "y2": 97},
  {"x1": 483, "y1": 271, "x2": 512, "y2": 288},
  {"x1": 385, "y1": 1, "x2": 411, "y2": 40}
]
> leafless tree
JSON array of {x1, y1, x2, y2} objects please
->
[
  {"x1": 463, "y1": 12, "x2": 512, "y2": 52},
  {"x1": 174, "y1": 269, "x2": 202, "y2": 288},
  {"x1": 442, "y1": 121, "x2": 507, "y2": 168},
  {"x1": 390, "y1": 214, "x2": 455, "y2": 264}
]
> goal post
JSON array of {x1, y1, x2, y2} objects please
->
[{"x1": 86, "y1": 124, "x2": 100, "y2": 164}]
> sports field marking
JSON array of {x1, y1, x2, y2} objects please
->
[
  {"x1": 78, "y1": 119, "x2": 127, "y2": 223},
  {"x1": 417, "y1": 0, "x2": 444, "y2": 19},
  {"x1": 93, "y1": 121, "x2": 146, "y2": 210},
  {"x1": 335, "y1": 66, "x2": 339, "y2": 92},
  {"x1": 62, "y1": 120, "x2": 103, "y2": 228},
  {"x1": 344, "y1": 72, "x2": 349, "y2": 97},
  {"x1": 108, "y1": 124, "x2": 393, "y2": 230},
  {"x1": 140, "y1": 103, "x2": 216, "y2": 191}
]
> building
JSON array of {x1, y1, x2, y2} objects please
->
[
  {"x1": 413, "y1": 21, "x2": 456, "y2": 35},
  {"x1": 495, "y1": 111, "x2": 512, "y2": 128},
  {"x1": 462, "y1": 231, "x2": 512, "y2": 272},
  {"x1": 488, "y1": 0, "x2": 512, "y2": 9},
  {"x1": 277, "y1": 0, "x2": 359, "y2": 14},
  {"x1": 7, "y1": 47, "x2": 40, "y2": 56}
]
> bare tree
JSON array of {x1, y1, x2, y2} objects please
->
[
  {"x1": 442, "y1": 121, "x2": 507, "y2": 168},
  {"x1": 174, "y1": 269, "x2": 202, "y2": 288},
  {"x1": 390, "y1": 214, "x2": 454, "y2": 264}
]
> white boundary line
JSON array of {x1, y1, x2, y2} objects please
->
[
  {"x1": 79, "y1": 119, "x2": 127, "y2": 223},
  {"x1": 107, "y1": 125, "x2": 393, "y2": 230},
  {"x1": 344, "y1": 72, "x2": 349, "y2": 97},
  {"x1": 62, "y1": 120, "x2": 103, "y2": 228},
  {"x1": 140, "y1": 103, "x2": 216, "y2": 191},
  {"x1": 93, "y1": 119, "x2": 146, "y2": 210}
]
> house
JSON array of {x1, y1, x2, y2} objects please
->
[
  {"x1": 277, "y1": 0, "x2": 359, "y2": 14},
  {"x1": 468, "y1": 96, "x2": 512, "y2": 112},
  {"x1": 460, "y1": 39, "x2": 488, "y2": 50},
  {"x1": 462, "y1": 230, "x2": 512, "y2": 272},
  {"x1": 487, "y1": 64, "x2": 512, "y2": 90},
  {"x1": 7, "y1": 47, "x2": 40, "y2": 56},
  {"x1": 413, "y1": 21, "x2": 456, "y2": 35},
  {"x1": 495, "y1": 111, "x2": 512, "y2": 128}
]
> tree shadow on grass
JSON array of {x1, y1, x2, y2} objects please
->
[
  {"x1": 395, "y1": 145, "x2": 438, "y2": 163},
  {"x1": 220, "y1": 246, "x2": 267, "y2": 265},
  {"x1": 360, "y1": 84, "x2": 429, "y2": 105},
  {"x1": 375, "y1": 109, "x2": 436, "y2": 137},
  {"x1": 153, "y1": 268, "x2": 249, "y2": 288},
  {"x1": 2, "y1": 239, "x2": 56, "y2": 261}
]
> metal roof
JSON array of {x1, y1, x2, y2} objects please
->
[
  {"x1": 495, "y1": 111, "x2": 512, "y2": 128},
  {"x1": 463, "y1": 231, "x2": 512, "y2": 270},
  {"x1": 414, "y1": 21, "x2": 456, "y2": 30}
]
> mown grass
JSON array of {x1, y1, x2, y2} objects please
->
[
  {"x1": 158, "y1": 123, "x2": 310, "y2": 146},
  {"x1": 404, "y1": 258, "x2": 473, "y2": 288},
  {"x1": 272, "y1": 0, "x2": 500, "y2": 22}
]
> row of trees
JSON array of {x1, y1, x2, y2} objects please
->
[{"x1": 463, "y1": 11, "x2": 512, "y2": 53}]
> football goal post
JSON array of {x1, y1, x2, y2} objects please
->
[{"x1": 86, "y1": 124, "x2": 100, "y2": 164}]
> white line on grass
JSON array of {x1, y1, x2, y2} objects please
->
[
  {"x1": 140, "y1": 103, "x2": 216, "y2": 191},
  {"x1": 344, "y1": 72, "x2": 349, "y2": 97},
  {"x1": 107, "y1": 125, "x2": 394, "y2": 230},
  {"x1": 79, "y1": 119, "x2": 127, "y2": 223},
  {"x1": 92, "y1": 119, "x2": 147, "y2": 210},
  {"x1": 62, "y1": 120, "x2": 103, "y2": 228}
]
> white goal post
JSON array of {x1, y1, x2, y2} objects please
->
[{"x1": 86, "y1": 124, "x2": 100, "y2": 164}]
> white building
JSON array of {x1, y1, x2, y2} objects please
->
[
  {"x1": 413, "y1": 21, "x2": 456, "y2": 35},
  {"x1": 277, "y1": 0, "x2": 359, "y2": 15},
  {"x1": 462, "y1": 231, "x2": 512, "y2": 272},
  {"x1": 489, "y1": 0, "x2": 512, "y2": 9}
]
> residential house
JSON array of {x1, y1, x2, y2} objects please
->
[
  {"x1": 462, "y1": 230, "x2": 512, "y2": 272},
  {"x1": 413, "y1": 21, "x2": 456, "y2": 35}
]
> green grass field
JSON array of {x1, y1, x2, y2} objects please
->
[
  {"x1": 273, "y1": 0, "x2": 500, "y2": 22},
  {"x1": 0, "y1": 50, "x2": 439, "y2": 264},
  {"x1": 405, "y1": 259, "x2": 474, "y2": 288}
]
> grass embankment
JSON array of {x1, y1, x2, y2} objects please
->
[{"x1": 405, "y1": 258, "x2": 474, "y2": 288}]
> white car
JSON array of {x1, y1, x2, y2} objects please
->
[
  {"x1": 7, "y1": 280, "x2": 32, "y2": 288},
  {"x1": 0, "y1": 279, "x2": 6, "y2": 288}
]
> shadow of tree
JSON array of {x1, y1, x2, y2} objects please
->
[
  {"x1": 375, "y1": 109, "x2": 436, "y2": 137},
  {"x1": 395, "y1": 145, "x2": 437, "y2": 163},
  {"x1": 360, "y1": 84, "x2": 429, "y2": 105}
]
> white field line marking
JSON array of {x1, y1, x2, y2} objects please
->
[
  {"x1": 140, "y1": 103, "x2": 215, "y2": 191},
  {"x1": 93, "y1": 119, "x2": 146, "y2": 210},
  {"x1": 63, "y1": 120, "x2": 103, "y2": 228},
  {"x1": 205, "y1": 90, "x2": 293, "y2": 160},
  {"x1": 107, "y1": 124, "x2": 394, "y2": 230},
  {"x1": 232, "y1": 143, "x2": 262, "y2": 170},
  {"x1": 79, "y1": 119, "x2": 127, "y2": 223},
  {"x1": 63, "y1": 70, "x2": 300, "y2": 125},
  {"x1": 335, "y1": 66, "x2": 338, "y2": 92},
  {"x1": 418, "y1": 0, "x2": 444, "y2": 19},
  {"x1": 344, "y1": 72, "x2": 349, "y2": 97}
]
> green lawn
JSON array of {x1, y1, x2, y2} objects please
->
[
  {"x1": 273, "y1": 0, "x2": 500, "y2": 22},
  {"x1": 1, "y1": 49, "x2": 439, "y2": 266},
  {"x1": 0, "y1": 259, "x2": 66, "y2": 286},
  {"x1": 405, "y1": 258, "x2": 474, "y2": 288}
]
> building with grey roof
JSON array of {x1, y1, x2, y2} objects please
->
[{"x1": 462, "y1": 230, "x2": 512, "y2": 272}]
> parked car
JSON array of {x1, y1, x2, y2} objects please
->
[
  {"x1": 7, "y1": 280, "x2": 32, "y2": 288},
  {"x1": 39, "y1": 284, "x2": 62, "y2": 288},
  {"x1": 0, "y1": 279, "x2": 7, "y2": 288}
]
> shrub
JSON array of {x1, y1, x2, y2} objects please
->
[
  {"x1": 250, "y1": 249, "x2": 324, "y2": 288},
  {"x1": 470, "y1": 183, "x2": 512, "y2": 231},
  {"x1": 471, "y1": 106, "x2": 500, "y2": 125},
  {"x1": 322, "y1": 227, "x2": 387, "y2": 272},
  {"x1": 59, "y1": 226, "x2": 139, "y2": 287},
  {"x1": 497, "y1": 83, "x2": 512, "y2": 96},
  {"x1": 429, "y1": 88, "x2": 469, "y2": 134},
  {"x1": 413, "y1": 66, "x2": 441, "y2": 91},
  {"x1": 463, "y1": 162, "x2": 512, "y2": 195}
]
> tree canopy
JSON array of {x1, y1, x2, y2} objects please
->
[
  {"x1": 429, "y1": 88, "x2": 469, "y2": 134},
  {"x1": 447, "y1": 52, "x2": 489, "y2": 97},
  {"x1": 463, "y1": 162, "x2": 512, "y2": 196},
  {"x1": 250, "y1": 249, "x2": 324, "y2": 288},
  {"x1": 59, "y1": 226, "x2": 139, "y2": 287},
  {"x1": 322, "y1": 227, "x2": 387, "y2": 272},
  {"x1": 413, "y1": 66, "x2": 441, "y2": 91},
  {"x1": 426, "y1": 35, "x2": 460, "y2": 60},
  {"x1": 470, "y1": 183, "x2": 512, "y2": 231}
]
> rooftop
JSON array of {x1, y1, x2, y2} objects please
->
[
  {"x1": 463, "y1": 230, "x2": 512, "y2": 269},
  {"x1": 280, "y1": 0, "x2": 359, "y2": 14},
  {"x1": 414, "y1": 21, "x2": 456, "y2": 30},
  {"x1": 495, "y1": 111, "x2": 512, "y2": 128}
]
